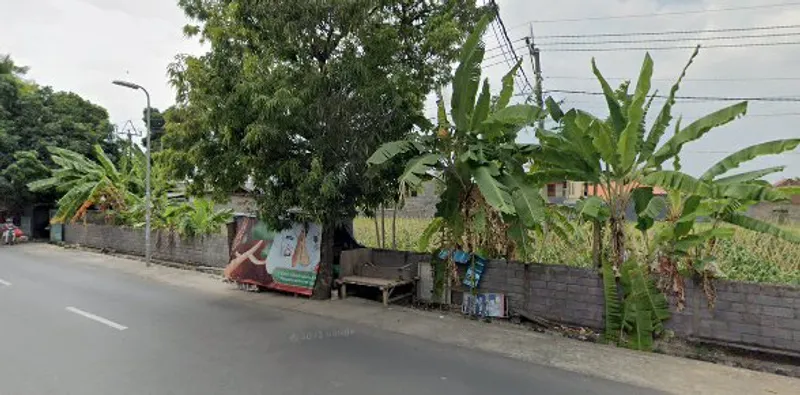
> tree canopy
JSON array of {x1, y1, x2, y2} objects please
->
[
  {"x1": 0, "y1": 55, "x2": 118, "y2": 214},
  {"x1": 163, "y1": 0, "x2": 487, "y2": 296}
]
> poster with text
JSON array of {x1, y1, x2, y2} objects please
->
[{"x1": 224, "y1": 217, "x2": 322, "y2": 295}]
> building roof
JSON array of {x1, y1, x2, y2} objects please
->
[{"x1": 774, "y1": 178, "x2": 800, "y2": 188}]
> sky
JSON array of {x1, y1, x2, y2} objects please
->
[{"x1": 1, "y1": 0, "x2": 798, "y2": 181}]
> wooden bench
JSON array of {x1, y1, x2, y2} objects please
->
[{"x1": 336, "y1": 275, "x2": 416, "y2": 306}]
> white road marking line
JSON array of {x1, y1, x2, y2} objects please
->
[
  {"x1": 0, "y1": 278, "x2": 11, "y2": 286},
  {"x1": 65, "y1": 307, "x2": 128, "y2": 331}
]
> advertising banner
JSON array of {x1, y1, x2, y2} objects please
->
[{"x1": 224, "y1": 217, "x2": 322, "y2": 295}]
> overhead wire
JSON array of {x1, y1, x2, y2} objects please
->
[
  {"x1": 488, "y1": 20, "x2": 527, "y2": 94},
  {"x1": 544, "y1": 89, "x2": 800, "y2": 102},
  {"x1": 489, "y1": 0, "x2": 534, "y2": 94},
  {"x1": 540, "y1": 41, "x2": 800, "y2": 52},
  {"x1": 537, "y1": 31, "x2": 800, "y2": 46},
  {"x1": 509, "y1": 1, "x2": 800, "y2": 27},
  {"x1": 535, "y1": 23, "x2": 800, "y2": 39},
  {"x1": 544, "y1": 76, "x2": 800, "y2": 82}
]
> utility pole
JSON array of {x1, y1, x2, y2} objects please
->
[
  {"x1": 116, "y1": 120, "x2": 141, "y2": 163},
  {"x1": 526, "y1": 23, "x2": 544, "y2": 131}
]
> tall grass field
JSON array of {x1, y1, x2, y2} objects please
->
[{"x1": 353, "y1": 216, "x2": 800, "y2": 286}]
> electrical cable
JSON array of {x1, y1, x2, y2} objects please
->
[
  {"x1": 540, "y1": 41, "x2": 800, "y2": 52},
  {"x1": 536, "y1": 23, "x2": 800, "y2": 39},
  {"x1": 545, "y1": 89, "x2": 800, "y2": 102},
  {"x1": 537, "y1": 31, "x2": 800, "y2": 46},
  {"x1": 509, "y1": 1, "x2": 800, "y2": 27}
]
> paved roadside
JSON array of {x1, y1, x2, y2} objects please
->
[{"x1": 15, "y1": 244, "x2": 800, "y2": 395}]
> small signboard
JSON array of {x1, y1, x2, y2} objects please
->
[{"x1": 462, "y1": 292, "x2": 506, "y2": 318}]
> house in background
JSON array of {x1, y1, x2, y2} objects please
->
[
  {"x1": 747, "y1": 178, "x2": 800, "y2": 224},
  {"x1": 543, "y1": 181, "x2": 586, "y2": 205}
]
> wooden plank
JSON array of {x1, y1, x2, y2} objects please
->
[{"x1": 338, "y1": 276, "x2": 413, "y2": 288}]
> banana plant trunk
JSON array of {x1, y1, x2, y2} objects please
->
[
  {"x1": 380, "y1": 205, "x2": 386, "y2": 248},
  {"x1": 609, "y1": 200, "x2": 627, "y2": 269},
  {"x1": 391, "y1": 201, "x2": 397, "y2": 249},
  {"x1": 592, "y1": 220, "x2": 603, "y2": 268}
]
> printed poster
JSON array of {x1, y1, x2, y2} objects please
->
[
  {"x1": 224, "y1": 217, "x2": 322, "y2": 295},
  {"x1": 461, "y1": 292, "x2": 506, "y2": 318}
]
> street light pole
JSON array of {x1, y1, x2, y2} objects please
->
[{"x1": 113, "y1": 80, "x2": 152, "y2": 267}]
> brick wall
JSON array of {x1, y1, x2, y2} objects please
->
[
  {"x1": 360, "y1": 248, "x2": 800, "y2": 354},
  {"x1": 64, "y1": 224, "x2": 231, "y2": 268}
]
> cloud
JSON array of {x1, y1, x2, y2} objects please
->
[
  {"x1": 1, "y1": 0, "x2": 796, "y2": 180},
  {"x1": 0, "y1": 0, "x2": 203, "y2": 130}
]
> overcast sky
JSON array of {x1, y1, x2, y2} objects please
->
[{"x1": 1, "y1": 0, "x2": 798, "y2": 181}]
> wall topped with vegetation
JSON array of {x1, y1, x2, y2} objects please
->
[{"x1": 63, "y1": 223, "x2": 230, "y2": 268}]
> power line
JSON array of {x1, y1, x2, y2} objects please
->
[
  {"x1": 540, "y1": 41, "x2": 800, "y2": 52},
  {"x1": 483, "y1": 45, "x2": 529, "y2": 62},
  {"x1": 683, "y1": 150, "x2": 800, "y2": 155},
  {"x1": 545, "y1": 76, "x2": 800, "y2": 82},
  {"x1": 488, "y1": 20, "x2": 526, "y2": 94},
  {"x1": 510, "y1": 1, "x2": 800, "y2": 27},
  {"x1": 537, "y1": 31, "x2": 800, "y2": 46},
  {"x1": 536, "y1": 23, "x2": 800, "y2": 39},
  {"x1": 490, "y1": 0, "x2": 534, "y2": 94},
  {"x1": 545, "y1": 89, "x2": 800, "y2": 102},
  {"x1": 485, "y1": 37, "x2": 527, "y2": 53}
]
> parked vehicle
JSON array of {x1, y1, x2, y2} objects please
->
[{"x1": 1, "y1": 219, "x2": 23, "y2": 245}]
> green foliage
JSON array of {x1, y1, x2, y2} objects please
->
[
  {"x1": 602, "y1": 261, "x2": 621, "y2": 344},
  {"x1": 417, "y1": 217, "x2": 444, "y2": 252},
  {"x1": 700, "y1": 139, "x2": 800, "y2": 181},
  {"x1": 0, "y1": 55, "x2": 118, "y2": 214},
  {"x1": 369, "y1": 14, "x2": 548, "y2": 259},
  {"x1": 28, "y1": 145, "x2": 142, "y2": 223},
  {"x1": 165, "y1": 0, "x2": 485, "y2": 231},
  {"x1": 353, "y1": 217, "x2": 800, "y2": 285},
  {"x1": 603, "y1": 260, "x2": 670, "y2": 351},
  {"x1": 538, "y1": 47, "x2": 799, "y2": 284},
  {"x1": 173, "y1": 198, "x2": 233, "y2": 238}
]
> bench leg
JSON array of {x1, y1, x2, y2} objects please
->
[
  {"x1": 382, "y1": 288, "x2": 389, "y2": 307},
  {"x1": 340, "y1": 283, "x2": 347, "y2": 299}
]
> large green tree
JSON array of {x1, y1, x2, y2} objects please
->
[
  {"x1": 0, "y1": 55, "x2": 118, "y2": 215},
  {"x1": 163, "y1": 0, "x2": 486, "y2": 297}
]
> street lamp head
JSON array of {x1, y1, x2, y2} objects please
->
[{"x1": 112, "y1": 80, "x2": 141, "y2": 90}]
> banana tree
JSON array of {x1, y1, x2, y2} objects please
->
[
  {"x1": 535, "y1": 47, "x2": 761, "y2": 270},
  {"x1": 28, "y1": 144, "x2": 144, "y2": 223},
  {"x1": 368, "y1": 14, "x2": 547, "y2": 259},
  {"x1": 640, "y1": 142, "x2": 800, "y2": 307}
]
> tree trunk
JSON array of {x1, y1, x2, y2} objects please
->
[
  {"x1": 391, "y1": 201, "x2": 397, "y2": 249},
  {"x1": 373, "y1": 214, "x2": 380, "y2": 248},
  {"x1": 311, "y1": 223, "x2": 335, "y2": 300},
  {"x1": 592, "y1": 220, "x2": 603, "y2": 269},
  {"x1": 380, "y1": 205, "x2": 386, "y2": 248}
]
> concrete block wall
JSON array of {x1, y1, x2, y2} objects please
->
[
  {"x1": 452, "y1": 260, "x2": 605, "y2": 329},
  {"x1": 670, "y1": 280, "x2": 800, "y2": 352},
  {"x1": 64, "y1": 224, "x2": 230, "y2": 268},
  {"x1": 361, "y1": 248, "x2": 799, "y2": 354}
]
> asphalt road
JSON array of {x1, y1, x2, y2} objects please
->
[{"x1": 0, "y1": 245, "x2": 661, "y2": 395}]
